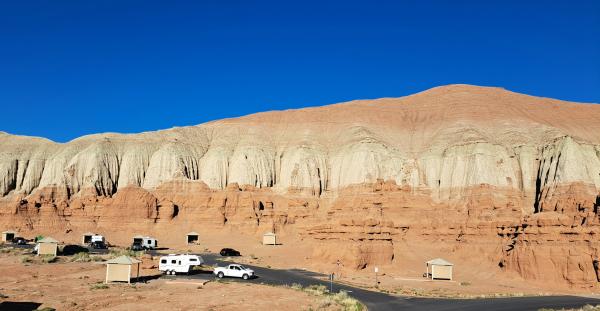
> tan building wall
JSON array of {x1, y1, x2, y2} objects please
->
[
  {"x1": 432, "y1": 265, "x2": 453, "y2": 280},
  {"x1": 106, "y1": 264, "x2": 131, "y2": 283},
  {"x1": 263, "y1": 235, "x2": 276, "y2": 245},
  {"x1": 2, "y1": 232, "x2": 15, "y2": 242},
  {"x1": 38, "y1": 243, "x2": 57, "y2": 256}
]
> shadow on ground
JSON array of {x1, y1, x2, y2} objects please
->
[{"x1": 0, "y1": 301, "x2": 42, "y2": 311}]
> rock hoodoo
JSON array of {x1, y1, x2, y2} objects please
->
[{"x1": 1, "y1": 84, "x2": 600, "y2": 287}]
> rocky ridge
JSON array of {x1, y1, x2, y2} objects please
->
[{"x1": 1, "y1": 84, "x2": 600, "y2": 288}]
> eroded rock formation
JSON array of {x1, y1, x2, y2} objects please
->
[{"x1": 1, "y1": 84, "x2": 600, "y2": 287}]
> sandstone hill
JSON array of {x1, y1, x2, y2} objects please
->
[{"x1": 1, "y1": 84, "x2": 600, "y2": 288}]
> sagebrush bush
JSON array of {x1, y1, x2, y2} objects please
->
[
  {"x1": 109, "y1": 248, "x2": 141, "y2": 258},
  {"x1": 41, "y1": 255, "x2": 57, "y2": 263}
]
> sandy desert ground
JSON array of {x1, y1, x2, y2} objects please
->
[
  {"x1": 180, "y1": 230, "x2": 598, "y2": 298},
  {"x1": 0, "y1": 247, "x2": 353, "y2": 311}
]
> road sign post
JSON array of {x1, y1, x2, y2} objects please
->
[{"x1": 329, "y1": 273, "x2": 334, "y2": 293}]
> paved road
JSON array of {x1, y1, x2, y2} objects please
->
[{"x1": 163, "y1": 253, "x2": 600, "y2": 311}]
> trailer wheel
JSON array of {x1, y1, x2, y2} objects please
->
[
  {"x1": 217, "y1": 272, "x2": 224, "y2": 278},
  {"x1": 242, "y1": 274, "x2": 249, "y2": 280}
]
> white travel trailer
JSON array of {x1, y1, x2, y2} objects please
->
[
  {"x1": 132, "y1": 236, "x2": 158, "y2": 250},
  {"x1": 159, "y1": 254, "x2": 204, "y2": 275},
  {"x1": 91, "y1": 235, "x2": 105, "y2": 243}
]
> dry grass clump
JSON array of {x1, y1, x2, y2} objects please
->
[
  {"x1": 109, "y1": 248, "x2": 142, "y2": 258},
  {"x1": 41, "y1": 255, "x2": 58, "y2": 263},
  {"x1": 290, "y1": 284, "x2": 364, "y2": 311},
  {"x1": 70, "y1": 252, "x2": 104, "y2": 262},
  {"x1": 1, "y1": 247, "x2": 27, "y2": 255},
  {"x1": 393, "y1": 286, "x2": 530, "y2": 299},
  {"x1": 90, "y1": 283, "x2": 109, "y2": 290},
  {"x1": 539, "y1": 305, "x2": 600, "y2": 311}
]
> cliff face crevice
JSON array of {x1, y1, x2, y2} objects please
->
[{"x1": 1, "y1": 84, "x2": 600, "y2": 287}]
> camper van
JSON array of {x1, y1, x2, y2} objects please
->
[
  {"x1": 159, "y1": 254, "x2": 204, "y2": 275},
  {"x1": 90, "y1": 235, "x2": 104, "y2": 243},
  {"x1": 132, "y1": 236, "x2": 158, "y2": 250}
]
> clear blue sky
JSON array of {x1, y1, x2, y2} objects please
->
[{"x1": 1, "y1": 1, "x2": 599, "y2": 142}]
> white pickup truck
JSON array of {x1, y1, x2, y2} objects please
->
[{"x1": 213, "y1": 264, "x2": 255, "y2": 280}]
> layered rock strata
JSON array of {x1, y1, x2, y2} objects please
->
[{"x1": 1, "y1": 85, "x2": 599, "y2": 287}]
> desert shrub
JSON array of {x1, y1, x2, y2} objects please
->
[
  {"x1": 41, "y1": 255, "x2": 57, "y2": 263},
  {"x1": 70, "y1": 252, "x2": 92, "y2": 262},
  {"x1": 304, "y1": 284, "x2": 328, "y2": 296},
  {"x1": 91, "y1": 255, "x2": 104, "y2": 262},
  {"x1": 41, "y1": 255, "x2": 56, "y2": 263},
  {"x1": 1, "y1": 247, "x2": 24, "y2": 255},
  {"x1": 291, "y1": 283, "x2": 303, "y2": 290},
  {"x1": 538, "y1": 305, "x2": 600, "y2": 311},
  {"x1": 21, "y1": 256, "x2": 33, "y2": 263},
  {"x1": 90, "y1": 283, "x2": 109, "y2": 290},
  {"x1": 317, "y1": 295, "x2": 334, "y2": 309},
  {"x1": 460, "y1": 281, "x2": 471, "y2": 286},
  {"x1": 109, "y1": 248, "x2": 141, "y2": 258},
  {"x1": 331, "y1": 291, "x2": 363, "y2": 311},
  {"x1": 301, "y1": 286, "x2": 363, "y2": 311}
]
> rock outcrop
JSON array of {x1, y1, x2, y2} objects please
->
[{"x1": 1, "y1": 84, "x2": 600, "y2": 288}]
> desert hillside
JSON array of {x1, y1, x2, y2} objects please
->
[{"x1": 1, "y1": 84, "x2": 600, "y2": 289}]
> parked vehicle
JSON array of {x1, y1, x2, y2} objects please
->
[
  {"x1": 130, "y1": 243, "x2": 144, "y2": 251},
  {"x1": 219, "y1": 248, "x2": 241, "y2": 256},
  {"x1": 214, "y1": 264, "x2": 254, "y2": 280},
  {"x1": 159, "y1": 254, "x2": 204, "y2": 275},
  {"x1": 90, "y1": 235, "x2": 105, "y2": 243},
  {"x1": 90, "y1": 241, "x2": 108, "y2": 249},
  {"x1": 12, "y1": 237, "x2": 27, "y2": 245},
  {"x1": 132, "y1": 237, "x2": 158, "y2": 250}
]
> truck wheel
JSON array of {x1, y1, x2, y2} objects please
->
[
  {"x1": 217, "y1": 272, "x2": 224, "y2": 278},
  {"x1": 242, "y1": 274, "x2": 249, "y2": 280}
]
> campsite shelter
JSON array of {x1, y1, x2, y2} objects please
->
[
  {"x1": 132, "y1": 235, "x2": 144, "y2": 245},
  {"x1": 37, "y1": 237, "x2": 59, "y2": 256},
  {"x1": 425, "y1": 258, "x2": 454, "y2": 280},
  {"x1": 186, "y1": 232, "x2": 199, "y2": 244},
  {"x1": 1, "y1": 230, "x2": 16, "y2": 242},
  {"x1": 105, "y1": 255, "x2": 141, "y2": 283},
  {"x1": 262, "y1": 232, "x2": 277, "y2": 245},
  {"x1": 82, "y1": 232, "x2": 95, "y2": 244}
]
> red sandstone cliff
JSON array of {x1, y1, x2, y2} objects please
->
[{"x1": 1, "y1": 84, "x2": 599, "y2": 288}]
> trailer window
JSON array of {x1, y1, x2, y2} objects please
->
[
  {"x1": 189, "y1": 258, "x2": 197, "y2": 262},
  {"x1": 171, "y1": 260, "x2": 176, "y2": 264},
  {"x1": 161, "y1": 259, "x2": 167, "y2": 264}
]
